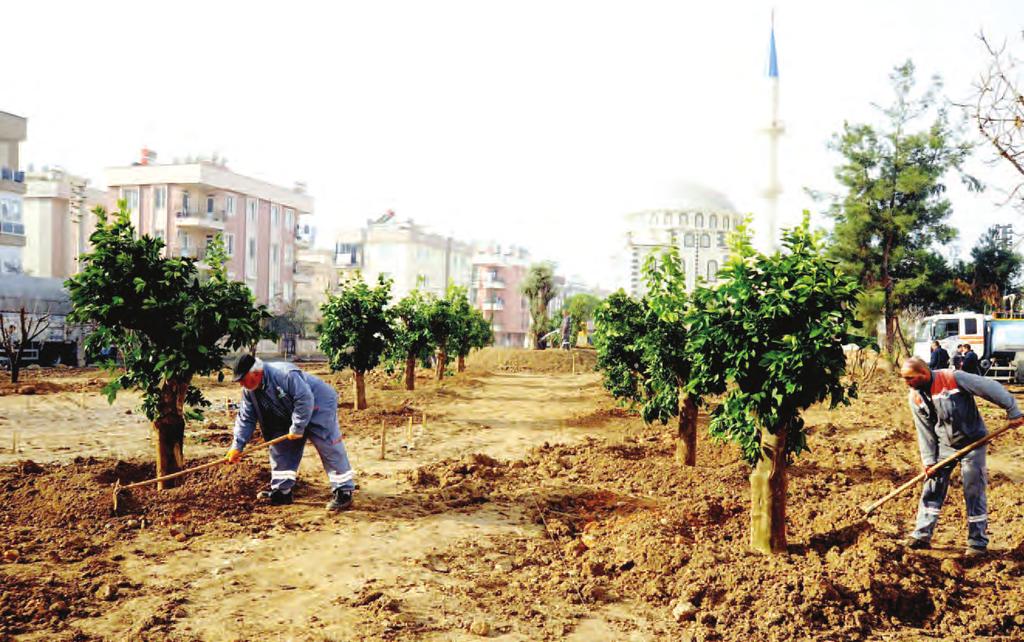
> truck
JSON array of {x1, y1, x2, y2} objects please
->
[{"x1": 913, "y1": 310, "x2": 1024, "y2": 383}]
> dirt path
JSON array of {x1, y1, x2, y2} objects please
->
[{"x1": 63, "y1": 371, "x2": 627, "y2": 641}]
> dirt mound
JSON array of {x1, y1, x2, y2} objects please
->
[
  {"x1": 0, "y1": 453, "x2": 280, "y2": 637},
  {"x1": 466, "y1": 347, "x2": 597, "y2": 374},
  {"x1": 411, "y1": 423, "x2": 1024, "y2": 641}
]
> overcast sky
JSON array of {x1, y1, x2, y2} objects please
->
[{"x1": 6, "y1": 0, "x2": 1024, "y2": 288}]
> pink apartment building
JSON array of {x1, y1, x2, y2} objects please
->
[
  {"x1": 106, "y1": 155, "x2": 311, "y2": 309},
  {"x1": 471, "y1": 245, "x2": 532, "y2": 348}
]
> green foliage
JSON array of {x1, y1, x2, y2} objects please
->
[
  {"x1": 593, "y1": 248, "x2": 702, "y2": 426},
  {"x1": 950, "y1": 226, "x2": 1024, "y2": 309},
  {"x1": 318, "y1": 273, "x2": 395, "y2": 374},
  {"x1": 425, "y1": 287, "x2": 462, "y2": 357},
  {"x1": 65, "y1": 201, "x2": 270, "y2": 421},
  {"x1": 385, "y1": 288, "x2": 435, "y2": 373},
  {"x1": 593, "y1": 291, "x2": 647, "y2": 407},
  {"x1": 521, "y1": 262, "x2": 558, "y2": 349},
  {"x1": 685, "y1": 216, "x2": 867, "y2": 464},
  {"x1": 818, "y1": 60, "x2": 977, "y2": 353},
  {"x1": 563, "y1": 293, "x2": 601, "y2": 337}
]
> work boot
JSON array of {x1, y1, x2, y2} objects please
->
[
  {"x1": 964, "y1": 546, "x2": 988, "y2": 558},
  {"x1": 327, "y1": 488, "x2": 353, "y2": 512},
  {"x1": 257, "y1": 489, "x2": 293, "y2": 506},
  {"x1": 904, "y1": 537, "x2": 930, "y2": 550}
]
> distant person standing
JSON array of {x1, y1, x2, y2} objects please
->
[
  {"x1": 961, "y1": 344, "x2": 981, "y2": 375},
  {"x1": 952, "y1": 345, "x2": 964, "y2": 371},
  {"x1": 928, "y1": 341, "x2": 950, "y2": 370},
  {"x1": 559, "y1": 311, "x2": 573, "y2": 350}
]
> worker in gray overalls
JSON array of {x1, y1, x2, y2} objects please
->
[{"x1": 226, "y1": 355, "x2": 355, "y2": 510}]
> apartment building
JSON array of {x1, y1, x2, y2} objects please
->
[
  {"x1": 334, "y1": 213, "x2": 474, "y2": 300},
  {"x1": 106, "y1": 154, "x2": 311, "y2": 309},
  {"x1": 471, "y1": 244, "x2": 532, "y2": 348},
  {"x1": 0, "y1": 111, "x2": 27, "y2": 275},
  {"x1": 293, "y1": 247, "x2": 338, "y2": 331},
  {"x1": 22, "y1": 168, "x2": 114, "y2": 278}
]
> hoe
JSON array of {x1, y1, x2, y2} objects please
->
[
  {"x1": 862, "y1": 422, "x2": 1019, "y2": 516},
  {"x1": 111, "y1": 433, "x2": 291, "y2": 513}
]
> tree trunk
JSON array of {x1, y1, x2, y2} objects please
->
[
  {"x1": 154, "y1": 378, "x2": 189, "y2": 490},
  {"x1": 10, "y1": 357, "x2": 19, "y2": 384},
  {"x1": 749, "y1": 420, "x2": 789, "y2": 554},
  {"x1": 457, "y1": 354, "x2": 466, "y2": 372},
  {"x1": 405, "y1": 353, "x2": 416, "y2": 391},
  {"x1": 676, "y1": 394, "x2": 698, "y2": 467},
  {"x1": 436, "y1": 345, "x2": 448, "y2": 381},
  {"x1": 353, "y1": 370, "x2": 367, "y2": 410}
]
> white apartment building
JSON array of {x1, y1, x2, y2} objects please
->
[
  {"x1": 23, "y1": 167, "x2": 114, "y2": 278},
  {"x1": 335, "y1": 213, "x2": 474, "y2": 300},
  {"x1": 106, "y1": 154, "x2": 312, "y2": 310},
  {"x1": 0, "y1": 111, "x2": 27, "y2": 275}
]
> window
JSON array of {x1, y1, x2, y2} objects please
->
[
  {"x1": 933, "y1": 319, "x2": 959, "y2": 339},
  {"x1": 284, "y1": 244, "x2": 293, "y2": 266},
  {"x1": 248, "y1": 238, "x2": 257, "y2": 260},
  {"x1": 271, "y1": 243, "x2": 279, "y2": 264},
  {"x1": 154, "y1": 186, "x2": 166, "y2": 209},
  {"x1": 225, "y1": 233, "x2": 235, "y2": 256},
  {"x1": 683, "y1": 232, "x2": 695, "y2": 248},
  {"x1": 707, "y1": 260, "x2": 718, "y2": 281},
  {"x1": 154, "y1": 229, "x2": 165, "y2": 242},
  {"x1": 723, "y1": 217, "x2": 730, "y2": 230},
  {"x1": 271, "y1": 205, "x2": 279, "y2": 226},
  {"x1": 207, "y1": 196, "x2": 215, "y2": 214},
  {"x1": 225, "y1": 195, "x2": 236, "y2": 217},
  {"x1": 700, "y1": 233, "x2": 711, "y2": 248},
  {"x1": 0, "y1": 198, "x2": 24, "y2": 235},
  {"x1": 182, "y1": 190, "x2": 191, "y2": 213},
  {"x1": 709, "y1": 214, "x2": 718, "y2": 229},
  {"x1": 663, "y1": 212, "x2": 671, "y2": 226},
  {"x1": 679, "y1": 213, "x2": 688, "y2": 227},
  {"x1": 285, "y1": 208, "x2": 294, "y2": 229},
  {"x1": 283, "y1": 282, "x2": 292, "y2": 303},
  {"x1": 246, "y1": 198, "x2": 258, "y2": 222},
  {"x1": 717, "y1": 232, "x2": 727, "y2": 248},
  {"x1": 695, "y1": 213, "x2": 704, "y2": 228},
  {"x1": 123, "y1": 188, "x2": 140, "y2": 211},
  {"x1": 963, "y1": 318, "x2": 978, "y2": 335}
]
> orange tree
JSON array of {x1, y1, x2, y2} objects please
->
[
  {"x1": 65, "y1": 202, "x2": 270, "y2": 486},
  {"x1": 685, "y1": 216, "x2": 865, "y2": 553},
  {"x1": 593, "y1": 247, "x2": 701, "y2": 466},
  {"x1": 319, "y1": 273, "x2": 394, "y2": 409},
  {"x1": 386, "y1": 288, "x2": 434, "y2": 390}
]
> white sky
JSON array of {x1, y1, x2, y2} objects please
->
[{"x1": 5, "y1": 0, "x2": 1024, "y2": 289}]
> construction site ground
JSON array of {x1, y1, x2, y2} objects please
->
[{"x1": 3, "y1": 348, "x2": 1024, "y2": 641}]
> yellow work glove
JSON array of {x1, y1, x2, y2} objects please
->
[{"x1": 225, "y1": 448, "x2": 243, "y2": 464}]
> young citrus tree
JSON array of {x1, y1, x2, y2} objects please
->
[
  {"x1": 685, "y1": 216, "x2": 865, "y2": 554},
  {"x1": 640, "y1": 247, "x2": 700, "y2": 466},
  {"x1": 426, "y1": 286, "x2": 466, "y2": 381},
  {"x1": 593, "y1": 250, "x2": 702, "y2": 466},
  {"x1": 319, "y1": 274, "x2": 395, "y2": 409},
  {"x1": 453, "y1": 305, "x2": 494, "y2": 372},
  {"x1": 65, "y1": 202, "x2": 270, "y2": 486},
  {"x1": 387, "y1": 288, "x2": 434, "y2": 390}
]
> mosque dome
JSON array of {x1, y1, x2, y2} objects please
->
[{"x1": 624, "y1": 180, "x2": 737, "y2": 222}]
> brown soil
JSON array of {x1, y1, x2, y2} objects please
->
[
  {"x1": 3, "y1": 364, "x2": 1024, "y2": 640},
  {"x1": 466, "y1": 346, "x2": 597, "y2": 374}
]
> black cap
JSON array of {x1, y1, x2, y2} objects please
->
[{"x1": 232, "y1": 354, "x2": 256, "y2": 382}]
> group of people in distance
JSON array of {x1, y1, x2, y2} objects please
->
[{"x1": 929, "y1": 340, "x2": 979, "y2": 374}]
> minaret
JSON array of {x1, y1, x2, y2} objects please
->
[{"x1": 763, "y1": 11, "x2": 784, "y2": 251}]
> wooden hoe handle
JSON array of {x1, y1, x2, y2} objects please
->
[
  {"x1": 862, "y1": 423, "x2": 1017, "y2": 515},
  {"x1": 120, "y1": 433, "x2": 292, "y2": 491}
]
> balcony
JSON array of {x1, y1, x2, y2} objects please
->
[
  {"x1": 175, "y1": 246, "x2": 209, "y2": 262},
  {"x1": 491, "y1": 324, "x2": 504, "y2": 332},
  {"x1": 175, "y1": 209, "x2": 225, "y2": 231},
  {"x1": 481, "y1": 301, "x2": 504, "y2": 311},
  {"x1": 0, "y1": 167, "x2": 26, "y2": 194},
  {"x1": 479, "y1": 278, "x2": 505, "y2": 289}
]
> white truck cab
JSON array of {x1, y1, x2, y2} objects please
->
[{"x1": 913, "y1": 311, "x2": 1024, "y2": 382}]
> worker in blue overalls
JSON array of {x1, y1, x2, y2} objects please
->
[{"x1": 226, "y1": 354, "x2": 355, "y2": 510}]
